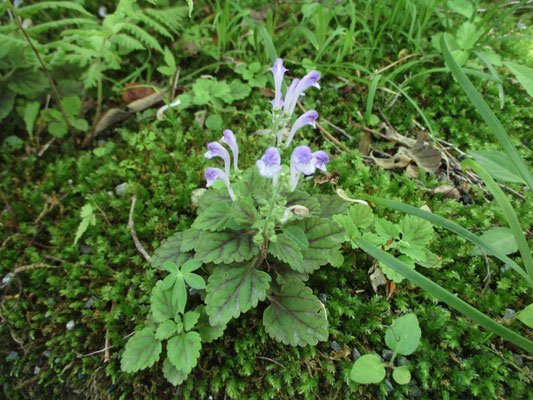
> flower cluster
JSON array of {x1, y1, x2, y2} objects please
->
[{"x1": 204, "y1": 58, "x2": 329, "y2": 201}]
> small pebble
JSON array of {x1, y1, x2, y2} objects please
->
[
  {"x1": 8, "y1": 351, "x2": 19, "y2": 361},
  {"x1": 330, "y1": 341, "x2": 342, "y2": 352},
  {"x1": 503, "y1": 308, "x2": 515, "y2": 320},
  {"x1": 2, "y1": 273, "x2": 14, "y2": 285},
  {"x1": 42, "y1": 350, "x2": 51, "y2": 359},
  {"x1": 318, "y1": 293, "x2": 327, "y2": 304},
  {"x1": 409, "y1": 385, "x2": 422, "y2": 397},
  {"x1": 79, "y1": 244, "x2": 93, "y2": 255},
  {"x1": 66, "y1": 320, "x2": 75, "y2": 331},
  {"x1": 517, "y1": 22, "x2": 527, "y2": 30},
  {"x1": 115, "y1": 182, "x2": 128, "y2": 195},
  {"x1": 352, "y1": 348, "x2": 361, "y2": 361},
  {"x1": 34, "y1": 366, "x2": 41, "y2": 375},
  {"x1": 384, "y1": 379, "x2": 394, "y2": 392},
  {"x1": 84, "y1": 296, "x2": 98, "y2": 309},
  {"x1": 396, "y1": 356, "x2": 408, "y2": 366},
  {"x1": 461, "y1": 194, "x2": 472, "y2": 206},
  {"x1": 382, "y1": 349, "x2": 394, "y2": 361},
  {"x1": 187, "y1": 287, "x2": 199, "y2": 296},
  {"x1": 500, "y1": 264, "x2": 512, "y2": 273}
]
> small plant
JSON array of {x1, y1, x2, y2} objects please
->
[
  {"x1": 121, "y1": 58, "x2": 349, "y2": 384},
  {"x1": 350, "y1": 313, "x2": 421, "y2": 385}
]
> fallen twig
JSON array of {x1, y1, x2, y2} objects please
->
[{"x1": 128, "y1": 195, "x2": 152, "y2": 264}]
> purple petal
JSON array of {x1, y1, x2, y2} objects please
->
[
  {"x1": 270, "y1": 58, "x2": 287, "y2": 110},
  {"x1": 256, "y1": 147, "x2": 282, "y2": 178},
  {"x1": 283, "y1": 78, "x2": 300, "y2": 117},
  {"x1": 312, "y1": 150, "x2": 329, "y2": 172},
  {"x1": 220, "y1": 129, "x2": 239, "y2": 170},
  {"x1": 205, "y1": 142, "x2": 231, "y2": 177},
  {"x1": 291, "y1": 145, "x2": 316, "y2": 175},
  {"x1": 204, "y1": 167, "x2": 227, "y2": 187},
  {"x1": 285, "y1": 110, "x2": 318, "y2": 147},
  {"x1": 283, "y1": 71, "x2": 321, "y2": 117}
]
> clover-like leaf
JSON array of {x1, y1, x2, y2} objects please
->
[
  {"x1": 195, "y1": 231, "x2": 259, "y2": 264},
  {"x1": 167, "y1": 331, "x2": 202, "y2": 375},
  {"x1": 192, "y1": 202, "x2": 233, "y2": 231},
  {"x1": 333, "y1": 203, "x2": 374, "y2": 244},
  {"x1": 385, "y1": 313, "x2": 421, "y2": 356},
  {"x1": 206, "y1": 262, "x2": 271, "y2": 326},
  {"x1": 152, "y1": 231, "x2": 193, "y2": 268},
  {"x1": 398, "y1": 216, "x2": 433, "y2": 248},
  {"x1": 155, "y1": 320, "x2": 179, "y2": 340},
  {"x1": 374, "y1": 218, "x2": 400, "y2": 242},
  {"x1": 163, "y1": 357, "x2": 188, "y2": 386},
  {"x1": 151, "y1": 280, "x2": 176, "y2": 323},
  {"x1": 292, "y1": 217, "x2": 344, "y2": 273},
  {"x1": 263, "y1": 281, "x2": 328, "y2": 346},
  {"x1": 350, "y1": 354, "x2": 386, "y2": 384},
  {"x1": 121, "y1": 328, "x2": 162, "y2": 373}
]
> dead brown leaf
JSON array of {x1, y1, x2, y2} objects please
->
[
  {"x1": 94, "y1": 109, "x2": 131, "y2": 134},
  {"x1": 430, "y1": 185, "x2": 461, "y2": 200},
  {"x1": 359, "y1": 131, "x2": 372, "y2": 156},
  {"x1": 408, "y1": 132, "x2": 442, "y2": 173},
  {"x1": 370, "y1": 151, "x2": 411, "y2": 169}
]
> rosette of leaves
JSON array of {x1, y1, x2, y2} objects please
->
[{"x1": 333, "y1": 204, "x2": 441, "y2": 283}]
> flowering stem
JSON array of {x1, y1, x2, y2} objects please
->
[{"x1": 262, "y1": 180, "x2": 283, "y2": 244}]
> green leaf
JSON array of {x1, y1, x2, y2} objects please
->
[
  {"x1": 447, "y1": 0, "x2": 474, "y2": 18},
  {"x1": 155, "y1": 320, "x2": 179, "y2": 340},
  {"x1": 263, "y1": 281, "x2": 328, "y2": 346},
  {"x1": 48, "y1": 120, "x2": 68, "y2": 138},
  {"x1": 380, "y1": 256, "x2": 414, "y2": 283},
  {"x1": 196, "y1": 305, "x2": 226, "y2": 343},
  {"x1": 350, "y1": 354, "x2": 386, "y2": 384},
  {"x1": 269, "y1": 231, "x2": 304, "y2": 267},
  {"x1": 181, "y1": 229, "x2": 203, "y2": 252},
  {"x1": 195, "y1": 231, "x2": 260, "y2": 264},
  {"x1": 285, "y1": 190, "x2": 321, "y2": 216},
  {"x1": 206, "y1": 262, "x2": 271, "y2": 326},
  {"x1": 192, "y1": 202, "x2": 233, "y2": 231},
  {"x1": 398, "y1": 216, "x2": 433, "y2": 247},
  {"x1": 74, "y1": 204, "x2": 95, "y2": 245},
  {"x1": 211, "y1": 81, "x2": 232, "y2": 102},
  {"x1": 61, "y1": 96, "x2": 81, "y2": 116},
  {"x1": 70, "y1": 118, "x2": 89, "y2": 132},
  {"x1": 183, "y1": 310, "x2": 200, "y2": 331},
  {"x1": 456, "y1": 22, "x2": 480, "y2": 50},
  {"x1": 471, "y1": 227, "x2": 518, "y2": 256},
  {"x1": 163, "y1": 357, "x2": 188, "y2": 386},
  {"x1": 167, "y1": 331, "x2": 202, "y2": 374},
  {"x1": 385, "y1": 314, "x2": 421, "y2": 356},
  {"x1": 151, "y1": 280, "x2": 176, "y2": 323},
  {"x1": 375, "y1": 219, "x2": 400, "y2": 241},
  {"x1": 121, "y1": 328, "x2": 162, "y2": 373},
  {"x1": 7, "y1": 69, "x2": 48, "y2": 95},
  {"x1": 205, "y1": 114, "x2": 223, "y2": 130},
  {"x1": 230, "y1": 198, "x2": 261, "y2": 227},
  {"x1": 293, "y1": 217, "x2": 344, "y2": 273},
  {"x1": 284, "y1": 225, "x2": 309, "y2": 249},
  {"x1": 468, "y1": 150, "x2": 526, "y2": 184},
  {"x1": 152, "y1": 232, "x2": 193, "y2": 268},
  {"x1": 504, "y1": 61, "x2": 533, "y2": 97},
  {"x1": 228, "y1": 79, "x2": 251, "y2": 101},
  {"x1": 0, "y1": 88, "x2": 15, "y2": 121},
  {"x1": 3, "y1": 136, "x2": 25, "y2": 151},
  {"x1": 316, "y1": 194, "x2": 349, "y2": 218},
  {"x1": 517, "y1": 304, "x2": 533, "y2": 329},
  {"x1": 238, "y1": 166, "x2": 269, "y2": 200},
  {"x1": 392, "y1": 366, "x2": 411, "y2": 385},
  {"x1": 24, "y1": 101, "x2": 40, "y2": 139},
  {"x1": 192, "y1": 79, "x2": 213, "y2": 105}
]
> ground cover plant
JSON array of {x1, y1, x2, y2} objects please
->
[{"x1": 1, "y1": 0, "x2": 532, "y2": 399}]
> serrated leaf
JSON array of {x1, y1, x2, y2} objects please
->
[
  {"x1": 198, "y1": 185, "x2": 233, "y2": 212},
  {"x1": 24, "y1": 101, "x2": 40, "y2": 139},
  {"x1": 61, "y1": 95, "x2": 81, "y2": 116},
  {"x1": 167, "y1": 331, "x2": 202, "y2": 374},
  {"x1": 152, "y1": 232, "x2": 193, "y2": 268},
  {"x1": 192, "y1": 202, "x2": 233, "y2": 231},
  {"x1": 163, "y1": 357, "x2": 188, "y2": 386},
  {"x1": 228, "y1": 79, "x2": 250, "y2": 101},
  {"x1": 121, "y1": 328, "x2": 162, "y2": 373},
  {"x1": 292, "y1": 217, "x2": 344, "y2": 273},
  {"x1": 398, "y1": 216, "x2": 433, "y2": 247},
  {"x1": 393, "y1": 366, "x2": 411, "y2": 385},
  {"x1": 0, "y1": 87, "x2": 15, "y2": 121},
  {"x1": 183, "y1": 311, "x2": 200, "y2": 331},
  {"x1": 8, "y1": 69, "x2": 48, "y2": 95},
  {"x1": 155, "y1": 320, "x2": 178, "y2": 340},
  {"x1": 231, "y1": 198, "x2": 261, "y2": 227},
  {"x1": 238, "y1": 166, "x2": 269, "y2": 200},
  {"x1": 263, "y1": 281, "x2": 328, "y2": 346},
  {"x1": 48, "y1": 120, "x2": 68, "y2": 138},
  {"x1": 385, "y1": 313, "x2": 421, "y2": 356},
  {"x1": 269, "y1": 231, "x2": 304, "y2": 267},
  {"x1": 380, "y1": 255, "x2": 414, "y2": 283},
  {"x1": 456, "y1": 22, "x2": 479, "y2": 50},
  {"x1": 416, "y1": 249, "x2": 442, "y2": 269},
  {"x1": 206, "y1": 262, "x2": 271, "y2": 326},
  {"x1": 375, "y1": 218, "x2": 400, "y2": 241},
  {"x1": 181, "y1": 229, "x2": 203, "y2": 252},
  {"x1": 316, "y1": 194, "x2": 349, "y2": 218},
  {"x1": 285, "y1": 190, "x2": 321, "y2": 216},
  {"x1": 206, "y1": 114, "x2": 223, "y2": 130},
  {"x1": 151, "y1": 280, "x2": 176, "y2": 323},
  {"x1": 196, "y1": 305, "x2": 226, "y2": 343},
  {"x1": 195, "y1": 231, "x2": 259, "y2": 264},
  {"x1": 350, "y1": 354, "x2": 386, "y2": 384},
  {"x1": 447, "y1": 0, "x2": 474, "y2": 18}
]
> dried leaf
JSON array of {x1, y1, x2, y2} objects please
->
[
  {"x1": 408, "y1": 133, "x2": 441, "y2": 173},
  {"x1": 430, "y1": 185, "x2": 461, "y2": 200},
  {"x1": 94, "y1": 109, "x2": 131, "y2": 134},
  {"x1": 122, "y1": 83, "x2": 156, "y2": 104},
  {"x1": 380, "y1": 123, "x2": 416, "y2": 147},
  {"x1": 370, "y1": 151, "x2": 411, "y2": 169},
  {"x1": 369, "y1": 262, "x2": 387, "y2": 292},
  {"x1": 406, "y1": 163, "x2": 419, "y2": 178},
  {"x1": 359, "y1": 132, "x2": 372, "y2": 155},
  {"x1": 127, "y1": 90, "x2": 167, "y2": 113}
]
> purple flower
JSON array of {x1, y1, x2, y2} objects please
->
[
  {"x1": 285, "y1": 110, "x2": 318, "y2": 147},
  {"x1": 270, "y1": 58, "x2": 287, "y2": 110},
  {"x1": 205, "y1": 142, "x2": 231, "y2": 177},
  {"x1": 204, "y1": 167, "x2": 235, "y2": 201},
  {"x1": 289, "y1": 146, "x2": 329, "y2": 191},
  {"x1": 283, "y1": 71, "x2": 320, "y2": 117},
  {"x1": 257, "y1": 147, "x2": 282, "y2": 186},
  {"x1": 220, "y1": 129, "x2": 239, "y2": 171}
]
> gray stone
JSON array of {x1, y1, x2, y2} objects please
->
[
  {"x1": 115, "y1": 182, "x2": 128, "y2": 195},
  {"x1": 503, "y1": 308, "x2": 515, "y2": 320},
  {"x1": 396, "y1": 356, "x2": 408, "y2": 366},
  {"x1": 330, "y1": 341, "x2": 342, "y2": 352},
  {"x1": 382, "y1": 349, "x2": 394, "y2": 361},
  {"x1": 409, "y1": 385, "x2": 422, "y2": 397},
  {"x1": 66, "y1": 320, "x2": 75, "y2": 331},
  {"x1": 8, "y1": 351, "x2": 19, "y2": 361},
  {"x1": 352, "y1": 348, "x2": 361, "y2": 361},
  {"x1": 318, "y1": 293, "x2": 327, "y2": 304}
]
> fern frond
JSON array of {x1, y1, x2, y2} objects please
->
[
  {"x1": 17, "y1": 1, "x2": 92, "y2": 18},
  {"x1": 0, "y1": 34, "x2": 28, "y2": 53},
  {"x1": 82, "y1": 63, "x2": 99, "y2": 89},
  {"x1": 143, "y1": 7, "x2": 186, "y2": 33},
  {"x1": 136, "y1": 12, "x2": 173, "y2": 40},
  {"x1": 118, "y1": 23, "x2": 162, "y2": 53},
  {"x1": 111, "y1": 33, "x2": 146, "y2": 52},
  {"x1": 27, "y1": 18, "x2": 98, "y2": 34}
]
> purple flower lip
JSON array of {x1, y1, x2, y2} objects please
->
[
  {"x1": 256, "y1": 147, "x2": 282, "y2": 178},
  {"x1": 285, "y1": 110, "x2": 318, "y2": 147},
  {"x1": 283, "y1": 71, "x2": 321, "y2": 117},
  {"x1": 289, "y1": 145, "x2": 329, "y2": 191},
  {"x1": 312, "y1": 150, "x2": 329, "y2": 172},
  {"x1": 205, "y1": 142, "x2": 231, "y2": 177},
  {"x1": 204, "y1": 167, "x2": 235, "y2": 201},
  {"x1": 270, "y1": 58, "x2": 287, "y2": 111},
  {"x1": 220, "y1": 129, "x2": 239, "y2": 171}
]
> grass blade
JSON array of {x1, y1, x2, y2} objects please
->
[{"x1": 356, "y1": 238, "x2": 533, "y2": 353}]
